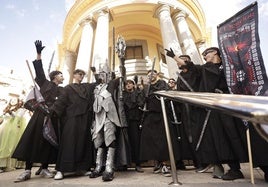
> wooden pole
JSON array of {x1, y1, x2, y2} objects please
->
[
  {"x1": 26, "y1": 60, "x2": 38, "y2": 89},
  {"x1": 246, "y1": 127, "x2": 255, "y2": 184}
]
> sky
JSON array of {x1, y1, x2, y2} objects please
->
[
  {"x1": 0, "y1": 0, "x2": 268, "y2": 77},
  {"x1": 0, "y1": 0, "x2": 74, "y2": 77}
]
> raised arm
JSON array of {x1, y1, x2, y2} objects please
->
[
  {"x1": 35, "y1": 40, "x2": 45, "y2": 60},
  {"x1": 33, "y1": 40, "x2": 47, "y2": 86},
  {"x1": 165, "y1": 48, "x2": 186, "y2": 67}
]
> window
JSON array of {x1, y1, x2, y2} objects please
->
[{"x1": 125, "y1": 46, "x2": 143, "y2": 60}]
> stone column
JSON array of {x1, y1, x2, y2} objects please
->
[
  {"x1": 63, "y1": 50, "x2": 77, "y2": 84},
  {"x1": 76, "y1": 17, "x2": 95, "y2": 82},
  {"x1": 92, "y1": 9, "x2": 109, "y2": 75},
  {"x1": 155, "y1": 4, "x2": 182, "y2": 79},
  {"x1": 172, "y1": 11, "x2": 203, "y2": 64}
]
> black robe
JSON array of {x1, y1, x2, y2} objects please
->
[
  {"x1": 107, "y1": 78, "x2": 132, "y2": 168},
  {"x1": 172, "y1": 61, "x2": 201, "y2": 163},
  {"x1": 51, "y1": 82, "x2": 97, "y2": 172},
  {"x1": 123, "y1": 88, "x2": 145, "y2": 164},
  {"x1": 12, "y1": 59, "x2": 63, "y2": 164},
  {"x1": 166, "y1": 97, "x2": 195, "y2": 161},
  {"x1": 249, "y1": 123, "x2": 268, "y2": 167},
  {"x1": 185, "y1": 61, "x2": 248, "y2": 164},
  {"x1": 139, "y1": 79, "x2": 170, "y2": 161}
]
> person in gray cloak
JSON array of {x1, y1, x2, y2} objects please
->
[{"x1": 89, "y1": 72, "x2": 122, "y2": 182}]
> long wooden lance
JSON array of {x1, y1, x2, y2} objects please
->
[
  {"x1": 47, "y1": 50, "x2": 55, "y2": 74},
  {"x1": 112, "y1": 27, "x2": 115, "y2": 71}
]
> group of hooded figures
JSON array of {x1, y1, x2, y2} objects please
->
[{"x1": 9, "y1": 40, "x2": 268, "y2": 183}]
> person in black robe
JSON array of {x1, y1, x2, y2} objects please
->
[
  {"x1": 176, "y1": 55, "x2": 200, "y2": 92},
  {"x1": 169, "y1": 55, "x2": 201, "y2": 170},
  {"x1": 139, "y1": 70, "x2": 171, "y2": 177},
  {"x1": 12, "y1": 40, "x2": 64, "y2": 182},
  {"x1": 246, "y1": 78, "x2": 268, "y2": 183},
  {"x1": 249, "y1": 123, "x2": 268, "y2": 182},
  {"x1": 166, "y1": 47, "x2": 248, "y2": 180},
  {"x1": 51, "y1": 69, "x2": 97, "y2": 180},
  {"x1": 123, "y1": 78, "x2": 145, "y2": 172},
  {"x1": 175, "y1": 55, "x2": 211, "y2": 173},
  {"x1": 167, "y1": 78, "x2": 186, "y2": 170}
]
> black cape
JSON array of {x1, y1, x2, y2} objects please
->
[
  {"x1": 185, "y1": 61, "x2": 248, "y2": 164},
  {"x1": 51, "y1": 82, "x2": 97, "y2": 172},
  {"x1": 12, "y1": 60, "x2": 63, "y2": 164},
  {"x1": 139, "y1": 79, "x2": 170, "y2": 161}
]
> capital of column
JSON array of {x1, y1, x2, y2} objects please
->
[
  {"x1": 79, "y1": 16, "x2": 95, "y2": 28},
  {"x1": 95, "y1": 8, "x2": 109, "y2": 19},
  {"x1": 172, "y1": 10, "x2": 188, "y2": 21},
  {"x1": 154, "y1": 4, "x2": 171, "y2": 18}
]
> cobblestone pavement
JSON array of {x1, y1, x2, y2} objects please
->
[{"x1": 0, "y1": 163, "x2": 267, "y2": 187}]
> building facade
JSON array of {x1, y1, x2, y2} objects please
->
[{"x1": 57, "y1": 0, "x2": 210, "y2": 84}]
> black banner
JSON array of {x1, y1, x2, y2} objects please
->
[{"x1": 217, "y1": 2, "x2": 268, "y2": 96}]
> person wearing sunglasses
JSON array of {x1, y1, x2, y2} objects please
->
[
  {"x1": 165, "y1": 47, "x2": 248, "y2": 180},
  {"x1": 50, "y1": 69, "x2": 97, "y2": 180},
  {"x1": 168, "y1": 78, "x2": 176, "y2": 90},
  {"x1": 139, "y1": 70, "x2": 172, "y2": 177}
]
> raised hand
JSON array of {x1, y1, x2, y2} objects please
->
[
  {"x1": 165, "y1": 48, "x2": 175, "y2": 58},
  {"x1": 34, "y1": 40, "x2": 45, "y2": 54}
]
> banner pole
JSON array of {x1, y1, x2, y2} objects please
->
[{"x1": 246, "y1": 127, "x2": 255, "y2": 184}]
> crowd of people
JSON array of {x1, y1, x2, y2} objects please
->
[
  {"x1": 165, "y1": 47, "x2": 268, "y2": 182},
  {"x1": 0, "y1": 40, "x2": 267, "y2": 184}
]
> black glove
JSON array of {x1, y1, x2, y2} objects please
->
[
  {"x1": 165, "y1": 48, "x2": 175, "y2": 58},
  {"x1": 34, "y1": 40, "x2": 45, "y2": 54}
]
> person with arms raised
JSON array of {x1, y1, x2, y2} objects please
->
[{"x1": 13, "y1": 40, "x2": 64, "y2": 182}]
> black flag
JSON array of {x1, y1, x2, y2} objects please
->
[{"x1": 217, "y1": 1, "x2": 268, "y2": 96}]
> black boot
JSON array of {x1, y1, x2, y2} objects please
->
[
  {"x1": 176, "y1": 160, "x2": 186, "y2": 170},
  {"x1": 102, "y1": 147, "x2": 115, "y2": 182},
  {"x1": 89, "y1": 148, "x2": 105, "y2": 178},
  {"x1": 222, "y1": 169, "x2": 244, "y2": 180},
  {"x1": 222, "y1": 162, "x2": 244, "y2": 180}
]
